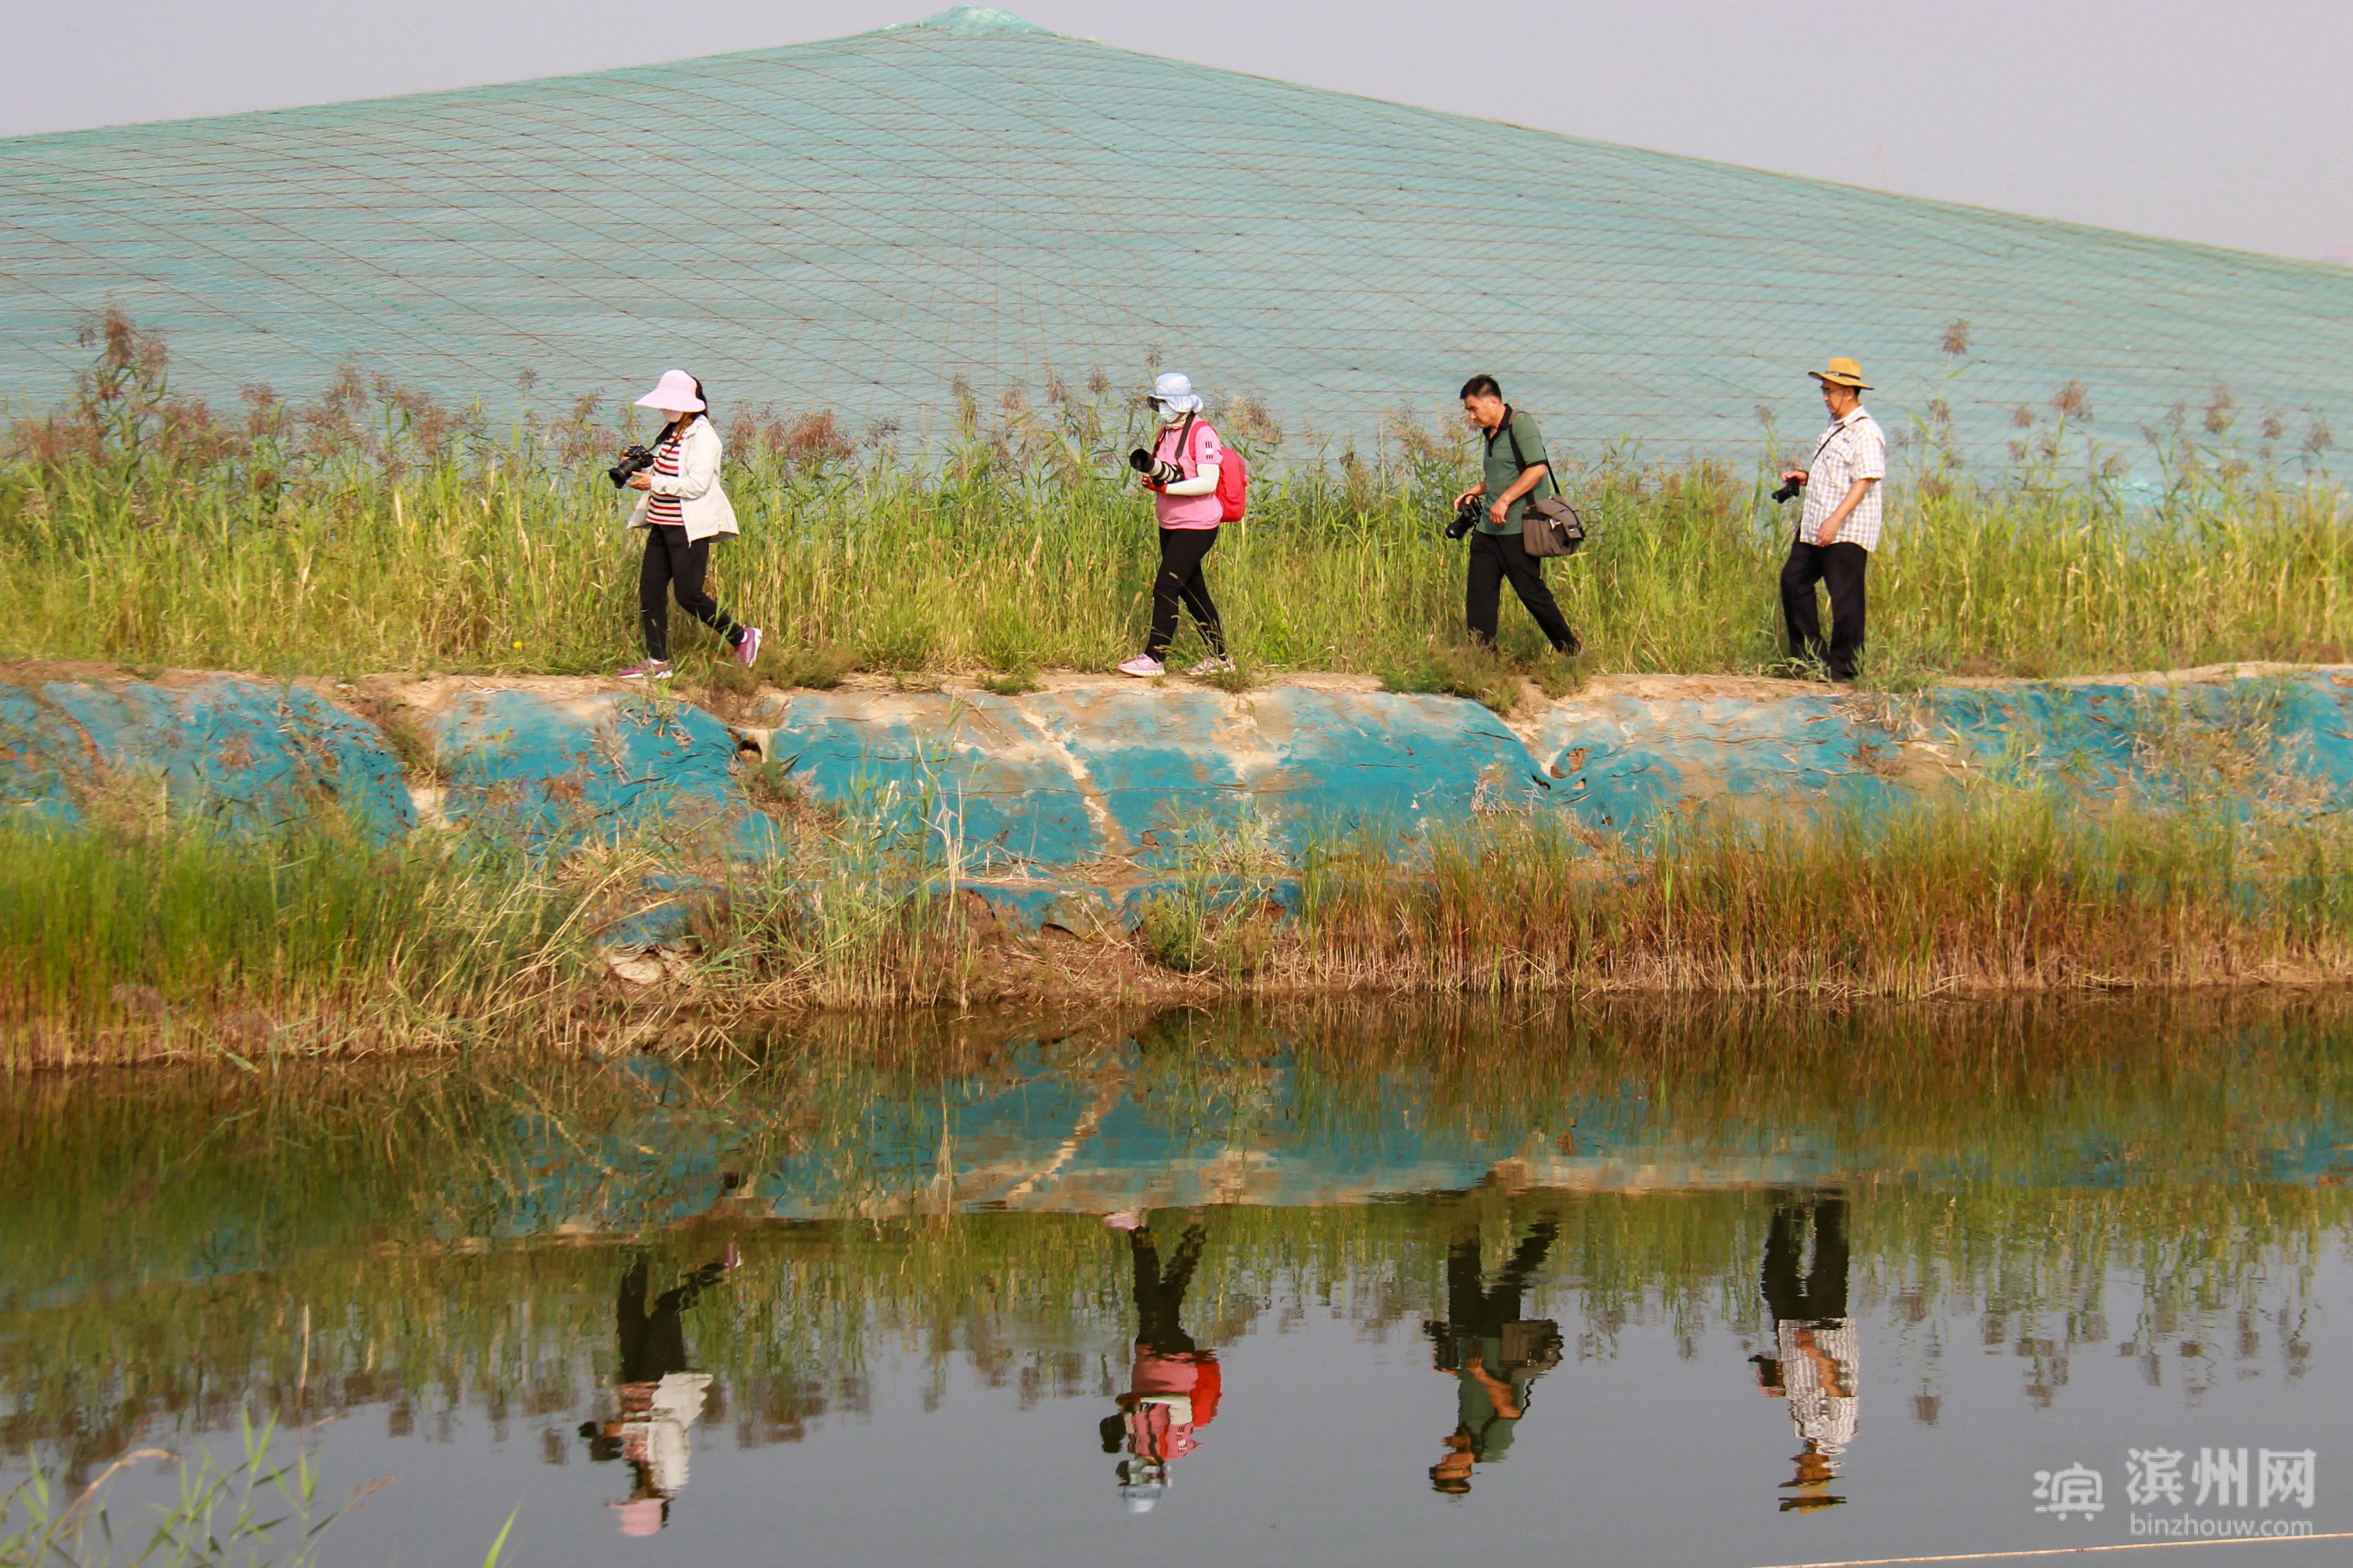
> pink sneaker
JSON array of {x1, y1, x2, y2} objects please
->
[
  {"x1": 1103, "y1": 1211, "x2": 1146, "y2": 1231},
  {"x1": 617, "y1": 658, "x2": 673, "y2": 680},
  {"x1": 1117, "y1": 655, "x2": 1165, "y2": 678},
  {"x1": 734, "y1": 626, "x2": 763, "y2": 668}
]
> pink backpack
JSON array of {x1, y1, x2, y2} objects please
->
[{"x1": 1178, "y1": 417, "x2": 1250, "y2": 523}]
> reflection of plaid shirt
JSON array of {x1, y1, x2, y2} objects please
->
[
  {"x1": 1800, "y1": 408, "x2": 1888, "y2": 550},
  {"x1": 1779, "y1": 1319, "x2": 1859, "y2": 1453}
]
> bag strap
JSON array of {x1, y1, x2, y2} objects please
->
[
  {"x1": 1499, "y1": 411, "x2": 1559, "y2": 499},
  {"x1": 1168, "y1": 411, "x2": 1200, "y2": 472}
]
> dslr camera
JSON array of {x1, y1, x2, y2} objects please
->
[
  {"x1": 1444, "y1": 495, "x2": 1485, "y2": 540},
  {"x1": 1771, "y1": 475, "x2": 1805, "y2": 504},
  {"x1": 608, "y1": 444, "x2": 659, "y2": 489},
  {"x1": 1127, "y1": 447, "x2": 1185, "y2": 489}
]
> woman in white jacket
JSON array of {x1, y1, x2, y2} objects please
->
[{"x1": 618, "y1": 370, "x2": 761, "y2": 680}]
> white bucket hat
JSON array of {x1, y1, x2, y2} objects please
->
[
  {"x1": 634, "y1": 369, "x2": 705, "y2": 412},
  {"x1": 1150, "y1": 371, "x2": 1204, "y2": 414}
]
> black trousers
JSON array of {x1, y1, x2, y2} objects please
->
[
  {"x1": 1147, "y1": 527, "x2": 1225, "y2": 660},
  {"x1": 639, "y1": 525, "x2": 744, "y2": 661},
  {"x1": 1780, "y1": 540, "x2": 1868, "y2": 681},
  {"x1": 1130, "y1": 1225, "x2": 1205, "y2": 1355},
  {"x1": 1466, "y1": 530, "x2": 1579, "y2": 653},
  {"x1": 1760, "y1": 1198, "x2": 1850, "y2": 1326}
]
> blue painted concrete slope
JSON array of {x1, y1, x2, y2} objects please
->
[
  {"x1": 7, "y1": 667, "x2": 2351, "y2": 930},
  {"x1": 0, "y1": 671, "x2": 411, "y2": 839},
  {"x1": 751, "y1": 684, "x2": 1548, "y2": 871},
  {"x1": 1525, "y1": 669, "x2": 2353, "y2": 836},
  {"x1": 757, "y1": 668, "x2": 2353, "y2": 865},
  {"x1": 432, "y1": 686, "x2": 776, "y2": 854}
]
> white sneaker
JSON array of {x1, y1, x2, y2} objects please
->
[
  {"x1": 1188, "y1": 655, "x2": 1236, "y2": 677},
  {"x1": 617, "y1": 659, "x2": 673, "y2": 680},
  {"x1": 1117, "y1": 655, "x2": 1165, "y2": 678}
]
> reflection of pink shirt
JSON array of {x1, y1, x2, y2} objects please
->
[{"x1": 1151, "y1": 420, "x2": 1225, "y2": 531}]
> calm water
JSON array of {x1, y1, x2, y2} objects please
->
[{"x1": 5, "y1": 1000, "x2": 2352, "y2": 1566}]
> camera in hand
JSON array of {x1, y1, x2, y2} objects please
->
[
  {"x1": 608, "y1": 444, "x2": 658, "y2": 489},
  {"x1": 1126, "y1": 447, "x2": 1185, "y2": 488},
  {"x1": 1771, "y1": 476, "x2": 1805, "y2": 504},
  {"x1": 1445, "y1": 496, "x2": 1485, "y2": 540}
]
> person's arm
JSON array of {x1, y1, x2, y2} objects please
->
[
  {"x1": 1159, "y1": 462, "x2": 1219, "y2": 497},
  {"x1": 647, "y1": 423, "x2": 721, "y2": 501},
  {"x1": 1487, "y1": 462, "x2": 1548, "y2": 525},
  {"x1": 1813, "y1": 476, "x2": 1876, "y2": 546},
  {"x1": 1486, "y1": 415, "x2": 1551, "y2": 525}
]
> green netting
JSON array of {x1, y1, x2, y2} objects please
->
[{"x1": 3, "y1": 5, "x2": 2349, "y2": 469}]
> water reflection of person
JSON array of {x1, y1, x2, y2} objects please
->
[
  {"x1": 1425, "y1": 1219, "x2": 1562, "y2": 1495},
  {"x1": 1750, "y1": 1194, "x2": 1855, "y2": 1512},
  {"x1": 579, "y1": 1245, "x2": 739, "y2": 1537},
  {"x1": 1100, "y1": 1212, "x2": 1222, "y2": 1514}
]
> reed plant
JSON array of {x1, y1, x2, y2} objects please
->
[
  {"x1": 11, "y1": 775, "x2": 2353, "y2": 1067},
  {"x1": 0, "y1": 806, "x2": 604, "y2": 1066},
  {"x1": 0, "y1": 1414, "x2": 513, "y2": 1567},
  {"x1": 3, "y1": 313, "x2": 2345, "y2": 687},
  {"x1": 1286, "y1": 788, "x2": 2353, "y2": 995}
]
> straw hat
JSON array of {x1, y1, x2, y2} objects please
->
[
  {"x1": 634, "y1": 369, "x2": 706, "y2": 412},
  {"x1": 1807, "y1": 357, "x2": 1872, "y2": 390}
]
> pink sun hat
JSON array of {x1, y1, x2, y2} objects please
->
[{"x1": 634, "y1": 369, "x2": 705, "y2": 412}]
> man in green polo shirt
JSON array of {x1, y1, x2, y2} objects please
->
[{"x1": 1452, "y1": 376, "x2": 1582, "y2": 655}]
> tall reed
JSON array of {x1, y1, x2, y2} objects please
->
[
  {"x1": 4, "y1": 313, "x2": 2346, "y2": 684},
  {"x1": 1286, "y1": 791, "x2": 2353, "y2": 995},
  {"x1": 0, "y1": 811, "x2": 601, "y2": 1066}
]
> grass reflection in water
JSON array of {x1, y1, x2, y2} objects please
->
[{"x1": 0, "y1": 995, "x2": 2345, "y2": 1546}]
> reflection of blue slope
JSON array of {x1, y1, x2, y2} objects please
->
[{"x1": 488, "y1": 1047, "x2": 2353, "y2": 1237}]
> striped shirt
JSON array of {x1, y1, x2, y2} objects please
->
[
  {"x1": 644, "y1": 432, "x2": 685, "y2": 527},
  {"x1": 1798, "y1": 407, "x2": 1888, "y2": 551}
]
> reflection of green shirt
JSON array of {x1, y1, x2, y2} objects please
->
[
  {"x1": 1477, "y1": 409, "x2": 1551, "y2": 534},
  {"x1": 1454, "y1": 1335, "x2": 1536, "y2": 1458}
]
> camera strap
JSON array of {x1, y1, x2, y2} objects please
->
[{"x1": 1165, "y1": 411, "x2": 1199, "y2": 473}]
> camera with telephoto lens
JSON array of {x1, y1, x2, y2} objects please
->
[
  {"x1": 608, "y1": 444, "x2": 658, "y2": 489},
  {"x1": 1444, "y1": 496, "x2": 1485, "y2": 540},
  {"x1": 1126, "y1": 447, "x2": 1185, "y2": 488},
  {"x1": 1771, "y1": 476, "x2": 1804, "y2": 504}
]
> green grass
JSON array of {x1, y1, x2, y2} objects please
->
[
  {"x1": 1288, "y1": 787, "x2": 2353, "y2": 995},
  {"x1": 0, "y1": 808, "x2": 600, "y2": 1064},
  {"x1": 4, "y1": 314, "x2": 2347, "y2": 687},
  {"x1": 11, "y1": 773, "x2": 2353, "y2": 1066}
]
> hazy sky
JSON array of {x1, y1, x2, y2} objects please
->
[{"x1": 11, "y1": 0, "x2": 2349, "y2": 265}]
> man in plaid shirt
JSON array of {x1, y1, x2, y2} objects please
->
[{"x1": 1778, "y1": 357, "x2": 1885, "y2": 682}]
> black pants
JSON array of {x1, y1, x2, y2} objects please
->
[
  {"x1": 1130, "y1": 1225, "x2": 1205, "y2": 1355},
  {"x1": 1780, "y1": 540, "x2": 1868, "y2": 681},
  {"x1": 639, "y1": 525, "x2": 744, "y2": 661},
  {"x1": 1760, "y1": 1198, "x2": 1850, "y2": 1326},
  {"x1": 1147, "y1": 527, "x2": 1225, "y2": 660},
  {"x1": 1466, "y1": 530, "x2": 1579, "y2": 653}
]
